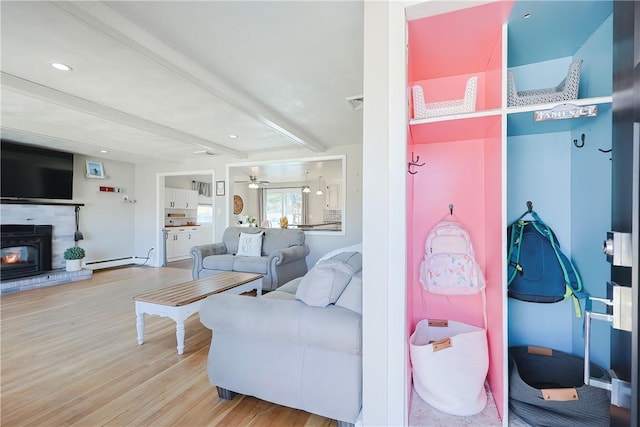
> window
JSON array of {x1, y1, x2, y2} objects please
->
[
  {"x1": 197, "y1": 205, "x2": 213, "y2": 224},
  {"x1": 264, "y1": 188, "x2": 303, "y2": 225}
]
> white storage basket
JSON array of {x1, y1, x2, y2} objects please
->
[
  {"x1": 412, "y1": 76, "x2": 478, "y2": 119},
  {"x1": 507, "y1": 59, "x2": 582, "y2": 107},
  {"x1": 409, "y1": 318, "x2": 489, "y2": 416}
]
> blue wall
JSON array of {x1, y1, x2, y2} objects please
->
[
  {"x1": 507, "y1": 131, "x2": 574, "y2": 353},
  {"x1": 507, "y1": 14, "x2": 613, "y2": 368}
]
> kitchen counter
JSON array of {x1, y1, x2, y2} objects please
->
[{"x1": 295, "y1": 222, "x2": 341, "y2": 231}]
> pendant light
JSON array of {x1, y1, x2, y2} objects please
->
[
  {"x1": 302, "y1": 171, "x2": 311, "y2": 193},
  {"x1": 316, "y1": 176, "x2": 323, "y2": 196}
]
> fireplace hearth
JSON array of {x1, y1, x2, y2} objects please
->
[{"x1": 1, "y1": 224, "x2": 53, "y2": 281}]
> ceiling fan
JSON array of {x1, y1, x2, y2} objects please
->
[{"x1": 235, "y1": 175, "x2": 270, "y2": 189}]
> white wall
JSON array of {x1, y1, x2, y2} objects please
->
[
  {"x1": 363, "y1": 1, "x2": 409, "y2": 426},
  {"x1": 71, "y1": 155, "x2": 137, "y2": 264},
  {"x1": 133, "y1": 144, "x2": 362, "y2": 268}
]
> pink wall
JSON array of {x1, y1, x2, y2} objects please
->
[
  {"x1": 406, "y1": 116, "x2": 504, "y2": 418},
  {"x1": 407, "y1": 1, "x2": 513, "y2": 81},
  {"x1": 408, "y1": 138, "x2": 487, "y2": 330},
  {"x1": 406, "y1": 1, "x2": 513, "y2": 417}
]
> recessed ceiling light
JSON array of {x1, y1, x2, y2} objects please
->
[
  {"x1": 523, "y1": 13, "x2": 531, "y2": 19},
  {"x1": 100, "y1": 150, "x2": 108, "y2": 154},
  {"x1": 229, "y1": 134, "x2": 238, "y2": 139},
  {"x1": 49, "y1": 62, "x2": 73, "y2": 71}
]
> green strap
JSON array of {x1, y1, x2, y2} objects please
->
[
  {"x1": 532, "y1": 221, "x2": 583, "y2": 318},
  {"x1": 507, "y1": 220, "x2": 525, "y2": 284}
]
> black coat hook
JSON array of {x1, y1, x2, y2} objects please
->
[
  {"x1": 526, "y1": 200, "x2": 533, "y2": 213},
  {"x1": 573, "y1": 133, "x2": 585, "y2": 148},
  {"x1": 449, "y1": 204, "x2": 454, "y2": 215},
  {"x1": 408, "y1": 152, "x2": 425, "y2": 175}
]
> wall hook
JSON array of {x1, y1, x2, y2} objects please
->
[
  {"x1": 526, "y1": 200, "x2": 533, "y2": 213},
  {"x1": 408, "y1": 152, "x2": 425, "y2": 175},
  {"x1": 449, "y1": 204, "x2": 454, "y2": 215},
  {"x1": 573, "y1": 133, "x2": 585, "y2": 148}
]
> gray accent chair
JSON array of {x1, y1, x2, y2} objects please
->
[
  {"x1": 190, "y1": 226, "x2": 310, "y2": 292},
  {"x1": 199, "y1": 249, "x2": 363, "y2": 427}
]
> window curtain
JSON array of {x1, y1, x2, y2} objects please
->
[
  {"x1": 191, "y1": 181, "x2": 211, "y2": 197},
  {"x1": 258, "y1": 188, "x2": 264, "y2": 223},
  {"x1": 302, "y1": 191, "x2": 309, "y2": 224}
]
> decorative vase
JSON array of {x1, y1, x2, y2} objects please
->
[{"x1": 66, "y1": 259, "x2": 82, "y2": 272}]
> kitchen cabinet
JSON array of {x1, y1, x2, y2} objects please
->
[
  {"x1": 165, "y1": 188, "x2": 198, "y2": 209},
  {"x1": 165, "y1": 227, "x2": 199, "y2": 261}
]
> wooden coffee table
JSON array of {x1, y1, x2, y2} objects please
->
[{"x1": 133, "y1": 272, "x2": 263, "y2": 354}]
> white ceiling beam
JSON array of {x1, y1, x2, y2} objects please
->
[
  {"x1": 52, "y1": 1, "x2": 327, "y2": 153},
  {"x1": 0, "y1": 126, "x2": 177, "y2": 164},
  {"x1": 1, "y1": 72, "x2": 247, "y2": 159}
]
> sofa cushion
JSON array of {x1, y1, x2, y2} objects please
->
[
  {"x1": 276, "y1": 277, "x2": 302, "y2": 295},
  {"x1": 203, "y1": 254, "x2": 235, "y2": 270},
  {"x1": 328, "y1": 251, "x2": 362, "y2": 273},
  {"x1": 201, "y1": 294, "x2": 361, "y2": 353},
  {"x1": 221, "y1": 227, "x2": 263, "y2": 254},
  {"x1": 317, "y1": 243, "x2": 362, "y2": 264},
  {"x1": 295, "y1": 259, "x2": 356, "y2": 307},
  {"x1": 262, "y1": 228, "x2": 305, "y2": 255},
  {"x1": 335, "y1": 274, "x2": 363, "y2": 315},
  {"x1": 236, "y1": 231, "x2": 264, "y2": 257},
  {"x1": 263, "y1": 290, "x2": 297, "y2": 301},
  {"x1": 233, "y1": 256, "x2": 269, "y2": 274}
]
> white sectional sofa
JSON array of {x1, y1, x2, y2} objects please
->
[{"x1": 199, "y1": 247, "x2": 363, "y2": 427}]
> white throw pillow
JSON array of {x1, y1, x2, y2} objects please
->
[
  {"x1": 335, "y1": 274, "x2": 362, "y2": 314},
  {"x1": 295, "y1": 260, "x2": 355, "y2": 307},
  {"x1": 236, "y1": 232, "x2": 263, "y2": 257}
]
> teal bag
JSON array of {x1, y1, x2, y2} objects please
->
[{"x1": 507, "y1": 208, "x2": 587, "y2": 317}]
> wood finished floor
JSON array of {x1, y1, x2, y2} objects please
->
[{"x1": 0, "y1": 263, "x2": 336, "y2": 426}]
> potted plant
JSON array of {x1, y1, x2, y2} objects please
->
[{"x1": 64, "y1": 246, "x2": 85, "y2": 272}]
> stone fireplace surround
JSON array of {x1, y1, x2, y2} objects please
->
[{"x1": 0, "y1": 201, "x2": 92, "y2": 294}]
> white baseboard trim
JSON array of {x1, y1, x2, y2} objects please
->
[{"x1": 83, "y1": 257, "x2": 135, "y2": 270}]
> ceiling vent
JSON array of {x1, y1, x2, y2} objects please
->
[{"x1": 345, "y1": 94, "x2": 364, "y2": 111}]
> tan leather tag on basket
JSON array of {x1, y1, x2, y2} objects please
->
[
  {"x1": 528, "y1": 346, "x2": 553, "y2": 356},
  {"x1": 428, "y1": 319, "x2": 449, "y2": 327},
  {"x1": 541, "y1": 388, "x2": 579, "y2": 401},
  {"x1": 431, "y1": 337, "x2": 452, "y2": 352}
]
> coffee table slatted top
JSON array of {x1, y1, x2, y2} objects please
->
[{"x1": 133, "y1": 272, "x2": 263, "y2": 306}]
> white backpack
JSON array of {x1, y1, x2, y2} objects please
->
[{"x1": 419, "y1": 219, "x2": 485, "y2": 295}]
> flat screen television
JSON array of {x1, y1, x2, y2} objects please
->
[{"x1": 1, "y1": 140, "x2": 74, "y2": 200}]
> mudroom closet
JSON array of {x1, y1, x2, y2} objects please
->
[{"x1": 403, "y1": 0, "x2": 614, "y2": 423}]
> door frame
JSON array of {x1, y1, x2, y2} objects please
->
[{"x1": 155, "y1": 169, "x2": 215, "y2": 267}]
